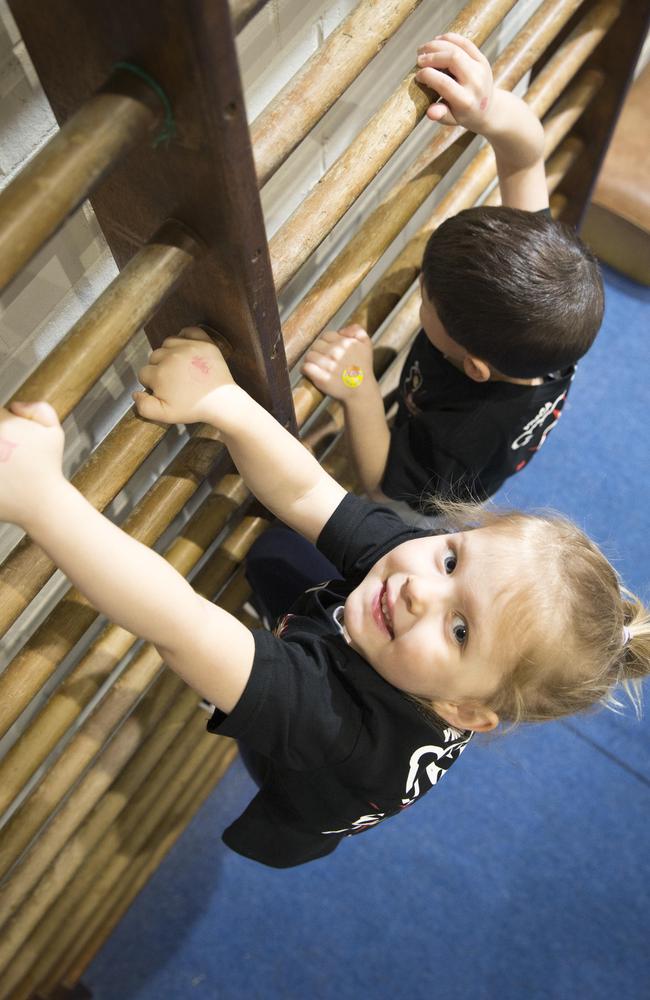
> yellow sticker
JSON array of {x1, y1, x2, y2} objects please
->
[{"x1": 342, "y1": 366, "x2": 364, "y2": 388}]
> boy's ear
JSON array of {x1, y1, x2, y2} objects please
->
[
  {"x1": 433, "y1": 700, "x2": 499, "y2": 733},
  {"x1": 462, "y1": 355, "x2": 492, "y2": 383}
]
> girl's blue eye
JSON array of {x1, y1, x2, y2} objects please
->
[
  {"x1": 444, "y1": 550, "x2": 457, "y2": 574},
  {"x1": 452, "y1": 614, "x2": 468, "y2": 646}
]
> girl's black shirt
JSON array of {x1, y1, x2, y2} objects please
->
[{"x1": 208, "y1": 493, "x2": 472, "y2": 868}]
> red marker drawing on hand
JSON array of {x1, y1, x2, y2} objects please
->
[{"x1": 0, "y1": 438, "x2": 18, "y2": 462}]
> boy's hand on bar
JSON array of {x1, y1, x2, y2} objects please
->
[
  {"x1": 302, "y1": 325, "x2": 377, "y2": 403},
  {"x1": 134, "y1": 327, "x2": 239, "y2": 427},
  {"x1": 416, "y1": 32, "x2": 493, "y2": 131},
  {"x1": 0, "y1": 401, "x2": 65, "y2": 527}
]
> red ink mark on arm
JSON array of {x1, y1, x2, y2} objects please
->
[
  {"x1": 479, "y1": 97, "x2": 488, "y2": 112},
  {"x1": 0, "y1": 438, "x2": 18, "y2": 462},
  {"x1": 190, "y1": 356, "x2": 211, "y2": 376}
]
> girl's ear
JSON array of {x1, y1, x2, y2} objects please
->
[
  {"x1": 463, "y1": 355, "x2": 492, "y2": 383},
  {"x1": 433, "y1": 700, "x2": 499, "y2": 732}
]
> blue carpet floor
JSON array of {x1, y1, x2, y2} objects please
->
[{"x1": 85, "y1": 265, "x2": 649, "y2": 1000}]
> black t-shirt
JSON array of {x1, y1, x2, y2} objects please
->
[
  {"x1": 208, "y1": 493, "x2": 472, "y2": 868},
  {"x1": 381, "y1": 340, "x2": 574, "y2": 507}
]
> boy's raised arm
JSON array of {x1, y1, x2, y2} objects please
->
[
  {"x1": 416, "y1": 32, "x2": 548, "y2": 212},
  {"x1": 134, "y1": 328, "x2": 347, "y2": 544}
]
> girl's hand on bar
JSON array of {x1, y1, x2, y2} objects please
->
[
  {"x1": 134, "y1": 327, "x2": 240, "y2": 427},
  {"x1": 302, "y1": 324, "x2": 376, "y2": 402},
  {"x1": 415, "y1": 32, "x2": 493, "y2": 131},
  {"x1": 0, "y1": 401, "x2": 65, "y2": 526}
]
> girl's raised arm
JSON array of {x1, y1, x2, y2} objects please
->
[
  {"x1": 134, "y1": 328, "x2": 347, "y2": 544},
  {"x1": 0, "y1": 402, "x2": 253, "y2": 713}
]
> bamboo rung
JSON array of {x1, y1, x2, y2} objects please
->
[
  {"x1": 252, "y1": 0, "x2": 425, "y2": 186},
  {"x1": 9, "y1": 720, "x2": 233, "y2": 1000},
  {"x1": 281, "y1": 0, "x2": 588, "y2": 366},
  {"x1": 49, "y1": 739, "x2": 236, "y2": 996},
  {"x1": 3, "y1": 561, "x2": 252, "y2": 995},
  {"x1": 9, "y1": 221, "x2": 199, "y2": 420},
  {"x1": 0, "y1": 69, "x2": 162, "y2": 293},
  {"x1": 268, "y1": 0, "x2": 518, "y2": 292}
]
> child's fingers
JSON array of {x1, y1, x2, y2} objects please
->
[
  {"x1": 303, "y1": 351, "x2": 338, "y2": 373},
  {"x1": 301, "y1": 362, "x2": 331, "y2": 388},
  {"x1": 179, "y1": 326, "x2": 213, "y2": 343},
  {"x1": 416, "y1": 67, "x2": 466, "y2": 107},
  {"x1": 425, "y1": 103, "x2": 454, "y2": 124},
  {"x1": 340, "y1": 323, "x2": 369, "y2": 340},
  {"x1": 416, "y1": 47, "x2": 473, "y2": 84},
  {"x1": 9, "y1": 400, "x2": 60, "y2": 427},
  {"x1": 435, "y1": 33, "x2": 486, "y2": 64},
  {"x1": 132, "y1": 390, "x2": 171, "y2": 423},
  {"x1": 137, "y1": 363, "x2": 159, "y2": 389},
  {"x1": 147, "y1": 348, "x2": 168, "y2": 365}
]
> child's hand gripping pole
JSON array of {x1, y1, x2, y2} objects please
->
[
  {"x1": 415, "y1": 33, "x2": 494, "y2": 130},
  {"x1": 134, "y1": 327, "x2": 347, "y2": 544},
  {"x1": 133, "y1": 326, "x2": 238, "y2": 427}
]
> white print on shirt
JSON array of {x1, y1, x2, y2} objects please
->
[
  {"x1": 510, "y1": 391, "x2": 567, "y2": 450},
  {"x1": 321, "y1": 729, "x2": 471, "y2": 836}
]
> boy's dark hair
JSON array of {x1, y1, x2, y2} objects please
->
[{"x1": 421, "y1": 206, "x2": 604, "y2": 378}]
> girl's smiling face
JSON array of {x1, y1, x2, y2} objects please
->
[{"x1": 343, "y1": 526, "x2": 521, "y2": 723}]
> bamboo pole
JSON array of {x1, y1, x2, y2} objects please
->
[
  {"x1": 281, "y1": 0, "x2": 588, "y2": 365},
  {"x1": 1, "y1": 566, "x2": 251, "y2": 995},
  {"x1": 252, "y1": 0, "x2": 425, "y2": 186},
  {"x1": 0, "y1": 513, "x2": 265, "y2": 891},
  {"x1": 8, "y1": 721, "x2": 233, "y2": 1000},
  {"x1": 8, "y1": 221, "x2": 199, "y2": 419},
  {"x1": 35, "y1": 569, "x2": 249, "y2": 995},
  {"x1": 268, "y1": 0, "x2": 518, "y2": 291},
  {"x1": 3, "y1": 681, "x2": 190, "y2": 996},
  {"x1": 0, "y1": 479, "x2": 248, "y2": 816},
  {"x1": 48, "y1": 738, "x2": 236, "y2": 997},
  {"x1": 0, "y1": 434, "x2": 233, "y2": 733},
  {"x1": 0, "y1": 69, "x2": 162, "y2": 292}
]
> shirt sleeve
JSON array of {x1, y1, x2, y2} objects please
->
[
  {"x1": 207, "y1": 628, "x2": 363, "y2": 771},
  {"x1": 316, "y1": 492, "x2": 430, "y2": 579}
]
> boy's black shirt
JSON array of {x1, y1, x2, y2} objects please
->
[
  {"x1": 208, "y1": 493, "x2": 472, "y2": 868},
  {"x1": 381, "y1": 206, "x2": 575, "y2": 509},
  {"x1": 381, "y1": 340, "x2": 574, "y2": 507}
]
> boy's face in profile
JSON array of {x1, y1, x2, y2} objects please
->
[
  {"x1": 419, "y1": 276, "x2": 467, "y2": 368},
  {"x1": 342, "y1": 526, "x2": 519, "y2": 729}
]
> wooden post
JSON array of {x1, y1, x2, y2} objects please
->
[
  {"x1": 9, "y1": 221, "x2": 200, "y2": 418},
  {"x1": 8, "y1": 0, "x2": 295, "y2": 425}
]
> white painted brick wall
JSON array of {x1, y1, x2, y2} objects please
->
[{"x1": 0, "y1": 0, "x2": 544, "y2": 676}]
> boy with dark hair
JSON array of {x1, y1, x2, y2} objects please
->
[{"x1": 303, "y1": 33, "x2": 604, "y2": 517}]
